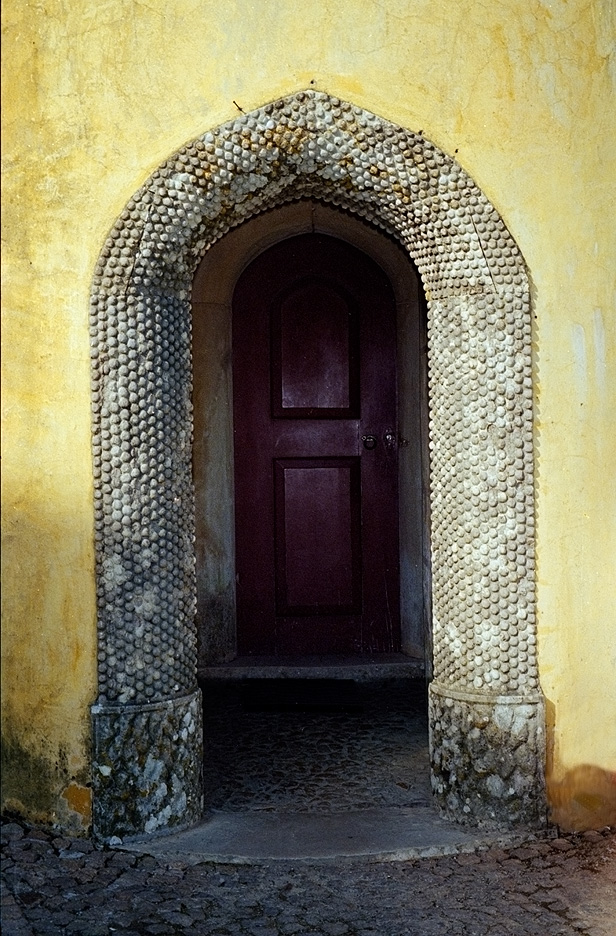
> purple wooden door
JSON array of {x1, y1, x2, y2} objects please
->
[{"x1": 233, "y1": 234, "x2": 399, "y2": 655}]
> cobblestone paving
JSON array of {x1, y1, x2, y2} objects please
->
[
  {"x1": 201, "y1": 679, "x2": 431, "y2": 813},
  {"x1": 2, "y1": 821, "x2": 615, "y2": 936}
]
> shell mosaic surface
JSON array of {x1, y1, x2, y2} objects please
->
[{"x1": 90, "y1": 90, "x2": 540, "y2": 833}]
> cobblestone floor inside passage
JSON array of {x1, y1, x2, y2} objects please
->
[{"x1": 201, "y1": 678, "x2": 432, "y2": 814}]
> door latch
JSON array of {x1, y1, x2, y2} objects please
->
[{"x1": 383, "y1": 428, "x2": 397, "y2": 451}]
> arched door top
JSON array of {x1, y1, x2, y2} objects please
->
[{"x1": 90, "y1": 91, "x2": 543, "y2": 840}]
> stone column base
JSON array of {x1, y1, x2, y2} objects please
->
[
  {"x1": 91, "y1": 690, "x2": 203, "y2": 842},
  {"x1": 429, "y1": 682, "x2": 546, "y2": 828}
]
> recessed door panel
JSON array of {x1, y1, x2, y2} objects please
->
[
  {"x1": 274, "y1": 458, "x2": 362, "y2": 614},
  {"x1": 272, "y1": 281, "x2": 359, "y2": 417}
]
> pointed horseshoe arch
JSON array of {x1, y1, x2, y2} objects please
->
[{"x1": 90, "y1": 91, "x2": 545, "y2": 840}]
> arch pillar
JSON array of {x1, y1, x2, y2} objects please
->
[{"x1": 90, "y1": 91, "x2": 545, "y2": 840}]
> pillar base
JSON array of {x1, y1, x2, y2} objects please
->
[
  {"x1": 429, "y1": 683, "x2": 546, "y2": 828},
  {"x1": 91, "y1": 690, "x2": 203, "y2": 842}
]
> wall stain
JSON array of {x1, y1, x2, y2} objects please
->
[
  {"x1": 1, "y1": 734, "x2": 92, "y2": 835},
  {"x1": 547, "y1": 764, "x2": 616, "y2": 831},
  {"x1": 62, "y1": 783, "x2": 92, "y2": 825}
]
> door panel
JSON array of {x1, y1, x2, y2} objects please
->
[
  {"x1": 233, "y1": 233, "x2": 399, "y2": 656},
  {"x1": 274, "y1": 458, "x2": 362, "y2": 615},
  {"x1": 272, "y1": 280, "x2": 359, "y2": 416}
]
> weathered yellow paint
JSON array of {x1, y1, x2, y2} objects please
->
[{"x1": 2, "y1": 0, "x2": 615, "y2": 828}]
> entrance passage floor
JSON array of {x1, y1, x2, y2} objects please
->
[
  {"x1": 125, "y1": 679, "x2": 529, "y2": 862},
  {"x1": 203, "y1": 678, "x2": 431, "y2": 815}
]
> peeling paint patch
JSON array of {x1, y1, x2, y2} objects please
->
[{"x1": 62, "y1": 783, "x2": 92, "y2": 824}]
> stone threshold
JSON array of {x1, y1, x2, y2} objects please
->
[
  {"x1": 199, "y1": 654, "x2": 425, "y2": 682},
  {"x1": 120, "y1": 806, "x2": 527, "y2": 863}
]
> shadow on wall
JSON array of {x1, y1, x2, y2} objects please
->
[{"x1": 548, "y1": 765, "x2": 616, "y2": 831}]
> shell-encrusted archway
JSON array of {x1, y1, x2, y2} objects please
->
[{"x1": 90, "y1": 91, "x2": 544, "y2": 840}]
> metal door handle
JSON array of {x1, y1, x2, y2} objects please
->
[
  {"x1": 362, "y1": 434, "x2": 377, "y2": 450},
  {"x1": 384, "y1": 428, "x2": 397, "y2": 450}
]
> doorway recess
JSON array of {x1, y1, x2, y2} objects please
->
[
  {"x1": 90, "y1": 91, "x2": 544, "y2": 841},
  {"x1": 192, "y1": 203, "x2": 430, "y2": 675}
]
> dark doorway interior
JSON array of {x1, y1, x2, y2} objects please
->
[{"x1": 194, "y1": 207, "x2": 432, "y2": 822}]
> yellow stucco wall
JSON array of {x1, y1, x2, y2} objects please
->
[{"x1": 2, "y1": 0, "x2": 615, "y2": 831}]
